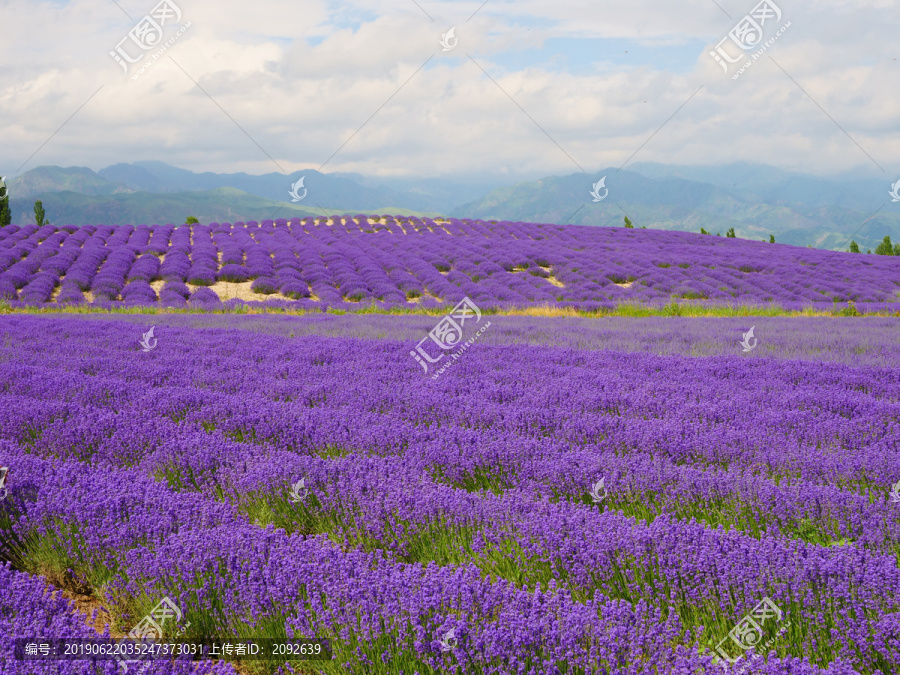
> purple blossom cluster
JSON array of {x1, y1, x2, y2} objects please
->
[
  {"x1": 0, "y1": 217, "x2": 898, "y2": 310},
  {"x1": 0, "y1": 562, "x2": 239, "y2": 674},
  {"x1": 0, "y1": 315, "x2": 897, "y2": 673}
]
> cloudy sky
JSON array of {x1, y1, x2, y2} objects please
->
[{"x1": 1, "y1": 0, "x2": 897, "y2": 184}]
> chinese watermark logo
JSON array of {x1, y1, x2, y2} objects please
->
[
  {"x1": 890, "y1": 481, "x2": 900, "y2": 504},
  {"x1": 440, "y1": 27, "x2": 458, "y2": 51},
  {"x1": 439, "y1": 628, "x2": 457, "y2": 652},
  {"x1": 0, "y1": 466, "x2": 9, "y2": 501},
  {"x1": 589, "y1": 477, "x2": 607, "y2": 503},
  {"x1": 0, "y1": 176, "x2": 7, "y2": 201},
  {"x1": 589, "y1": 177, "x2": 608, "y2": 202},
  {"x1": 289, "y1": 177, "x2": 307, "y2": 202},
  {"x1": 709, "y1": 0, "x2": 790, "y2": 80},
  {"x1": 889, "y1": 180, "x2": 900, "y2": 203},
  {"x1": 740, "y1": 326, "x2": 757, "y2": 353},
  {"x1": 114, "y1": 597, "x2": 190, "y2": 674},
  {"x1": 410, "y1": 297, "x2": 491, "y2": 379},
  {"x1": 139, "y1": 327, "x2": 157, "y2": 352},
  {"x1": 713, "y1": 597, "x2": 789, "y2": 672},
  {"x1": 288, "y1": 478, "x2": 309, "y2": 502},
  {"x1": 109, "y1": 0, "x2": 191, "y2": 80}
]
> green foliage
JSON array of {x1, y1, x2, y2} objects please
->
[
  {"x1": 769, "y1": 234, "x2": 775, "y2": 244},
  {"x1": 185, "y1": 216, "x2": 200, "y2": 225},
  {"x1": 700, "y1": 228, "x2": 709, "y2": 235},
  {"x1": 849, "y1": 240, "x2": 860, "y2": 253},
  {"x1": 874, "y1": 236, "x2": 893, "y2": 255},
  {"x1": 0, "y1": 178, "x2": 9, "y2": 227},
  {"x1": 834, "y1": 300, "x2": 860, "y2": 317},
  {"x1": 33, "y1": 200, "x2": 46, "y2": 227},
  {"x1": 726, "y1": 228, "x2": 736, "y2": 238},
  {"x1": 875, "y1": 236, "x2": 894, "y2": 255},
  {"x1": 623, "y1": 216, "x2": 634, "y2": 229}
]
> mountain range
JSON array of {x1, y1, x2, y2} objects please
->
[{"x1": 4, "y1": 161, "x2": 899, "y2": 251}]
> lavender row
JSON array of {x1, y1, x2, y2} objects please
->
[
  {"x1": 5, "y1": 316, "x2": 900, "y2": 494},
  {"x1": 0, "y1": 441, "x2": 886, "y2": 672},
  {"x1": 0, "y1": 449, "x2": 868, "y2": 674},
  {"x1": 2, "y1": 216, "x2": 899, "y2": 307}
]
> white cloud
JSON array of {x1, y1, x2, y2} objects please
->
[{"x1": 0, "y1": 0, "x2": 896, "y2": 181}]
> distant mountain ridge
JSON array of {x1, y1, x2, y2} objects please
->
[{"x1": 4, "y1": 161, "x2": 899, "y2": 251}]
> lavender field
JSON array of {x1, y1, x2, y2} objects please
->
[
  {"x1": 2, "y1": 312, "x2": 899, "y2": 674},
  {"x1": 2, "y1": 218, "x2": 899, "y2": 313}
]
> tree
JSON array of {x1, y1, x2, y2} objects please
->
[
  {"x1": 849, "y1": 240, "x2": 860, "y2": 253},
  {"x1": 0, "y1": 176, "x2": 8, "y2": 227},
  {"x1": 185, "y1": 216, "x2": 199, "y2": 225},
  {"x1": 623, "y1": 216, "x2": 634, "y2": 229},
  {"x1": 33, "y1": 200, "x2": 46, "y2": 227},
  {"x1": 769, "y1": 234, "x2": 775, "y2": 244},
  {"x1": 875, "y1": 235, "x2": 894, "y2": 255},
  {"x1": 0, "y1": 178, "x2": 9, "y2": 228},
  {"x1": 700, "y1": 227, "x2": 709, "y2": 235},
  {"x1": 726, "y1": 228, "x2": 736, "y2": 238}
]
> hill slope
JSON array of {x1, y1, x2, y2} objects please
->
[{"x1": 0, "y1": 217, "x2": 897, "y2": 311}]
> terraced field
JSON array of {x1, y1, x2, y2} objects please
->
[{"x1": 1, "y1": 218, "x2": 898, "y2": 312}]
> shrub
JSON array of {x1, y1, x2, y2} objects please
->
[
  {"x1": 217, "y1": 264, "x2": 251, "y2": 282},
  {"x1": 122, "y1": 280, "x2": 158, "y2": 302},
  {"x1": 56, "y1": 282, "x2": 85, "y2": 304},
  {"x1": 280, "y1": 282, "x2": 310, "y2": 299},
  {"x1": 189, "y1": 287, "x2": 220, "y2": 304},
  {"x1": 161, "y1": 281, "x2": 191, "y2": 298},
  {"x1": 187, "y1": 271, "x2": 216, "y2": 286},
  {"x1": 159, "y1": 291, "x2": 187, "y2": 307},
  {"x1": 251, "y1": 277, "x2": 278, "y2": 295}
]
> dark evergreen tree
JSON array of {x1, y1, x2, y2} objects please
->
[
  {"x1": 0, "y1": 177, "x2": 8, "y2": 227},
  {"x1": 848, "y1": 240, "x2": 860, "y2": 253},
  {"x1": 33, "y1": 200, "x2": 46, "y2": 227},
  {"x1": 726, "y1": 228, "x2": 736, "y2": 238}
]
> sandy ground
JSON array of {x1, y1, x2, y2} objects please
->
[{"x1": 197, "y1": 280, "x2": 261, "y2": 302}]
